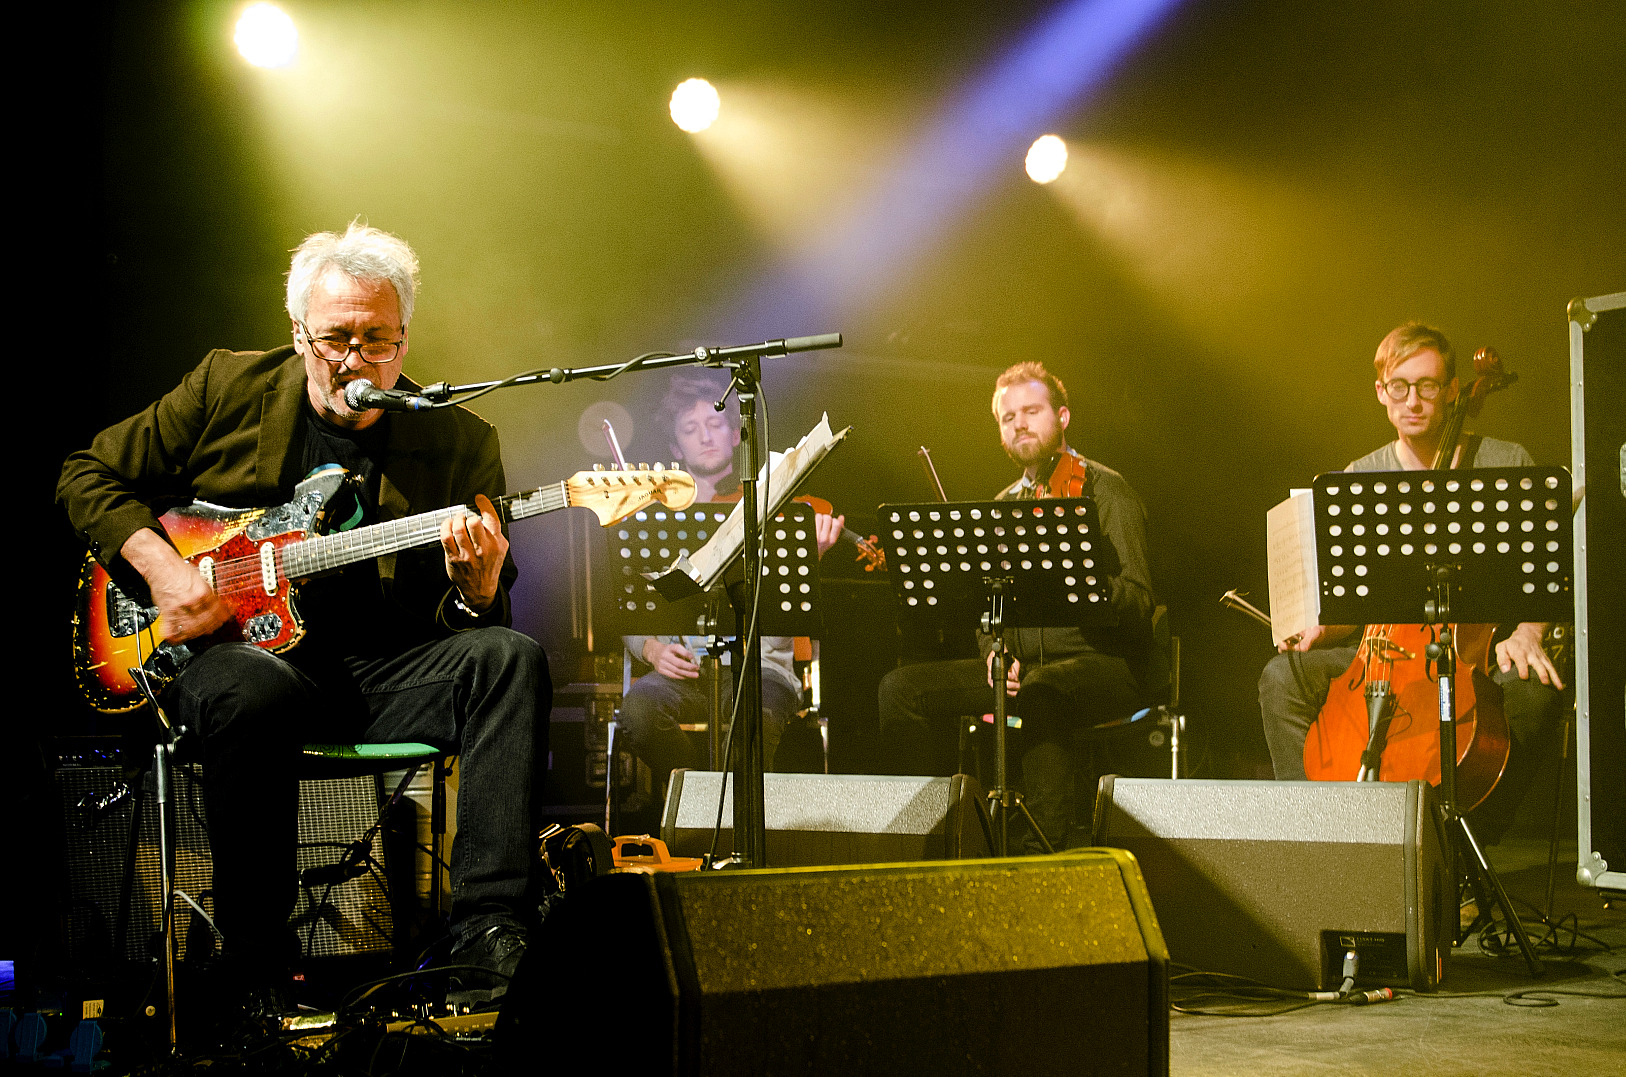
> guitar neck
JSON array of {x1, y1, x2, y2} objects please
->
[{"x1": 281, "y1": 482, "x2": 569, "y2": 577}]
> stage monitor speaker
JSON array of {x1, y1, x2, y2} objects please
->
[
  {"x1": 54, "y1": 764, "x2": 395, "y2": 964},
  {"x1": 497, "y1": 851, "x2": 1169, "y2": 1076},
  {"x1": 1092, "y1": 777, "x2": 1450, "y2": 992},
  {"x1": 661, "y1": 771, "x2": 990, "y2": 865}
]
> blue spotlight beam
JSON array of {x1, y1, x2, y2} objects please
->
[{"x1": 721, "y1": 0, "x2": 1186, "y2": 339}]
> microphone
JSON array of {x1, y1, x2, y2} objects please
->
[
  {"x1": 694, "y1": 333, "x2": 843, "y2": 362},
  {"x1": 343, "y1": 378, "x2": 433, "y2": 412}
]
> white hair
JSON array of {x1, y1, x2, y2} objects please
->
[{"x1": 285, "y1": 221, "x2": 421, "y2": 326}]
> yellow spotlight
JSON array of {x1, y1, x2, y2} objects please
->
[
  {"x1": 670, "y1": 78, "x2": 721, "y2": 133},
  {"x1": 235, "y1": 3, "x2": 298, "y2": 69},
  {"x1": 1025, "y1": 134, "x2": 1068, "y2": 184}
]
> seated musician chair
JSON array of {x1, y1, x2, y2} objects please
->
[
  {"x1": 1075, "y1": 604, "x2": 1184, "y2": 782},
  {"x1": 609, "y1": 637, "x2": 829, "y2": 833},
  {"x1": 298, "y1": 742, "x2": 453, "y2": 931},
  {"x1": 956, "y1": 606, "x2": 1183, "y2": 812}
]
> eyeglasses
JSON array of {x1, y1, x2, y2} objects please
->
[
  {"x1": 1381, "y1": 377, "x2": 1444, "y2": 402},
  {"x1": 300, "y1": 322, "x2": 405, "y2": 364}
]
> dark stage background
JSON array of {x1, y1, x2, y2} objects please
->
[{"x1": 31, "y1": 0, "x2": 1624, "y2": 784}]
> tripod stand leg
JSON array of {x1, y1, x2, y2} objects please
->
[
  {"x1": 1453, "y1": 814, "x2": 1543, "y2": 976},
  {"x1": 985, "y1": 790, "x2": 1055, "y2": 856}
]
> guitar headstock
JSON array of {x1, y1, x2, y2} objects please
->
[{"x1": 565, "y1": 464, "x2": 698, "y2": 526}]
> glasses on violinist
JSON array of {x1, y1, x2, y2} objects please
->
[{"x1": 1381, "y1": 377, "x2": 1444, "y2": 402}]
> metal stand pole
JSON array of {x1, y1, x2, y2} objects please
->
[
  {"x1": 1425, "y1": 567, "x2": 1542, "y2": 975},
  {"x1": 154, "y1": 739, "x2": 178, "y2": 1051},
  {"x1": 982, "y1": 578, "x2": 1053, "y2": 857},
  {"x1": 728, "y1": 359, "x2": 766, "y2": 868}
]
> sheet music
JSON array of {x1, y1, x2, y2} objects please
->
[
  {"x1": 1266, "y1": 488, "x2": 1319, "y2": 646},
  {"x1": 650, "y1": 414, "x2": 847, "y2": 597}
]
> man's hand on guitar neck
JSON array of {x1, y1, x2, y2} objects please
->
[
  {"x1": 120, "y1": 527, "x2": 233, "y2": 643},
  {"x1": 442, "y1": 494, "x2": 508, "y2": 615}
]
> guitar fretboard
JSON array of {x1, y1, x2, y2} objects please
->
[{"x1": 279, "y1": 482, "x2": 569, "y2": 578}]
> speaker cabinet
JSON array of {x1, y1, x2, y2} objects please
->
[
  {"x1": 661, "y1": 771, "x2": 990, "y2": 865},
  {"x1": 54, "y1": 764, "x2": 395, "y2": 964},
  {"x1": 1092, "y1": 777, "x2": 1450, "y2": 991},
  {"x1": 498, "y1": 851, "x2": 1169, "y2": 1076},
  {"x1": 55, "y1": 764, "x2": 213, "y2": 965}
]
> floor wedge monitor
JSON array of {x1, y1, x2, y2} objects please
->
[
  {"x1": 1093, "y1": 777, "x2": 1450, "y2": 991},
  {"x1": 661, "y1": 771, "x2": 991, "y2": 865},
  {"x1": 497, "y1": 851, "x2": 1169, "y2": 1076}
]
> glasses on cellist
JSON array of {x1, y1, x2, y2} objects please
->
[{"x1": 1381, "y1": 377, "x2": 1443, "y2": 402}]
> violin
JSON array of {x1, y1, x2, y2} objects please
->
[
  {"x1": 598, "y1": 418, "x2": 886, "y2": 571},
  {"x1": 712, "y1": 487, "x2": 886, "y2": 572},
  {"x1": 1302, "y1": 347, "x2": 1515, "y2": 809},
  {"x1": 791, "y1": 493, "x2": 887, "y2": 572}
]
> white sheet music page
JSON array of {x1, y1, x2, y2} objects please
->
[
  {"x1": 666, "y1": 414, "x2": 845, "y2": 592},
  {"x1": 1266, "y1": 488, "x2": 1319, "y2": 646}
]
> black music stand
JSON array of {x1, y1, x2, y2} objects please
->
[
  {"x1": 608, "y1": 503, "x2": 822, "y2": 837},
  {"x1": 878, "y1": 498, "x2": 1113, "y2": 855},
  {"x1": 1311, "y1": 467, "x2": 1573, "y2": 974}
]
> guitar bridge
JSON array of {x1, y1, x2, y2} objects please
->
[{"x1": 105, "y1": 581, "x2": 157, "y2": 639}]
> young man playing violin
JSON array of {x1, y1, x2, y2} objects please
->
[
  {"x1": 616, "y1": 371, "x2": 842, "y2": 824},
  {"x1": 1258, "y1": 322, "x2": 1566, "y2": 841},
  {"x1": 878, "y1": 361, "x2": 1157, "y2": 850}
]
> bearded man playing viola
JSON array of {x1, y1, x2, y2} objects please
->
[{"x1": 877, "y1": 361, "x2": 1156, "y2": 851}]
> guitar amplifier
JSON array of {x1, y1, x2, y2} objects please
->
[{"x1": 54, "y1": 763, "x2": 395, "y2": 964}]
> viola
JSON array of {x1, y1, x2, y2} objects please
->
[
  {"x1": 1302, "y1": 346, "x2": 1516, "y2": 809},
  {"x1": 1041, "y1": 450, "x2": 1090, "y2": 498}
]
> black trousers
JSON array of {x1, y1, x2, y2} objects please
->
[
  {"x1": 167, "y1": 628, "x2": 550, "y2": 973},
  {"x1": 877, "y1": 653, "x2": 1141, "y2": 776}
]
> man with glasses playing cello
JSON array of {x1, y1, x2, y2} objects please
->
[{"x1": 1258, "y1": 322, "x2": 1565, "y2": 842}]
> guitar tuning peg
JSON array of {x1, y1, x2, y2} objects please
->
[
  {"x1": 669, "y1": 461, "x2": 680, "y2": 471},
  {"x1": 593, "y1": 463, "x2": 605, "y2": 471},
  {"x1": 638, "y1": 462, "x2": 649, "y2": 471}
]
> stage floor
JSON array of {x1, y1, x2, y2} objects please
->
[{"x1": 1168, "y1": 822, "x2": 1626, "y2": 1075}]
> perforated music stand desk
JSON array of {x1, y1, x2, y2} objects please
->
[
  {"x1": 1308, "y1": 465, "x2": 1573, "y2": 974},
  {"x1": 608, "y1": 501, "x2": 822, "y2": 639},
  {"x1": 1311, "y1": 467, "x2": 1572, "y2": 626},
  {"x1": 877, "y1": 498, "x2": 1114, "y2": 629},
  {"x1": 877, "y1": 498, "x2": 1113, "y2": 853}
]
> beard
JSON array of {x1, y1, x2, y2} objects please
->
[{"x1": 1003, "y1": 428, "x2": 1063, "y2": 468}]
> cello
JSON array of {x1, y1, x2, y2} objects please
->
[{"x1": 1301, "y1": 347, "x2": 1517, "y2": 810}]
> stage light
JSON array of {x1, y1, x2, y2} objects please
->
[
  {"x1": 235, "y1": 3, "x2": 298, "y2": 68},
  {"x1": 1025, "y1": 135, "x2": 1068, "y2": 183},
  {"x1": 670, "y1": 78, "x2": 721, "y2": 133}
]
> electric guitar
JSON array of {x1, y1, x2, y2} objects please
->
[{"x1": 73, "y1": 463, "x2": 695, "y2": 711}]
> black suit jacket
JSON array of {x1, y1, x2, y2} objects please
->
[{"x1": 57, "y1": 346, "x2": 517, "y2": 633}]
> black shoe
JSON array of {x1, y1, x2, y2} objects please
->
[{"x1": 446, "y1": 921, "x2": 527, "y2": 1011}]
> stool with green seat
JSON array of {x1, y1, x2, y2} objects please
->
[{"x1": 298, "y1": 742, "x2": 453, "y2": 924}]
